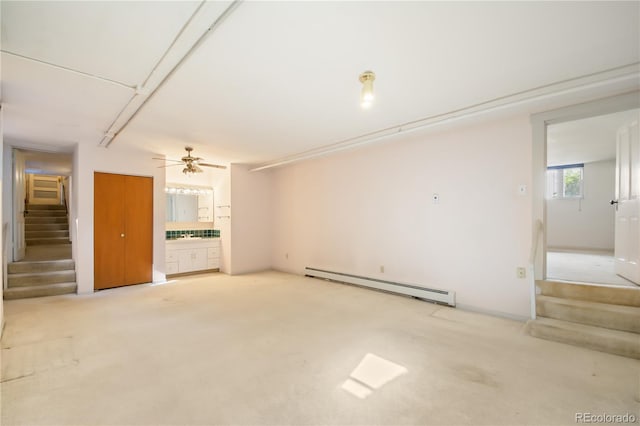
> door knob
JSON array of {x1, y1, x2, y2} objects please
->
[
  {"x1": 610, "y1": 200, "x2": 618, "y2": 205},
  {"x1": 120, "y1": 233, "x2": 125, "y2": 237}
]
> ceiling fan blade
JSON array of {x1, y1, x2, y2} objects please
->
[
  {"x1": 157, "y1": 164, "x2": 184, "y2": 168},
  {"x1": 152, "y1": 157, "x2": 183, "y2": 163},
  {"x1": 198, "y1": 162, "x2": 227, "y2": 169}
]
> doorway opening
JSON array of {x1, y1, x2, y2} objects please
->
[
  {"x1": 12, "y1": 149, "x2": 73, "y2": 262},
  {"x1": 545, "y1": 109, "x2": 639, "y2": 288},
  {"x1": 3, "y1": 147, "x2": 76, "y2": 300}
]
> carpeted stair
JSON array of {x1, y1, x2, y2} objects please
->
[
  {"x1": 527, "y1": 280, "x2": 640, "y2": 359},
  {"x1": 4, "y1": 259, "x2": 76, "y2": 299},
  {"x1": 4, "y1": 204, "x2": 76, "y2": 299},
  {"x1": 25, "y1": 204, "x2": 70, "y2": 245}
]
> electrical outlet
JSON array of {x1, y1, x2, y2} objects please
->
[
  {"x1": 380, "y1": 265, "x2": 385, "y2": 273},
  {"x1": 517, "y1": 184, "x2": 527, "y2": 196},
  {"x1": 517, "y1": 267, "x2": 526, "y2": 279}
]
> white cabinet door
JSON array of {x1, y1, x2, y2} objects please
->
[
  {"x1": 166, "y1": 250, "x2": 179, "y2": 263},
  {"x1": 177, "y1": 248, "x2": 208, "y2": 273},
  {"x1": 166, "y1": 262, "x2": 179, "y2": 275},
  {"x1": 207, "y1": 247, "x2": 219, "y2": 259},
  {"x1": 192, "y1": 248, "x2": 208, "y2": 271},
  {"x1": 178, "y1": 250, "x2": 193, "y2": 273}
]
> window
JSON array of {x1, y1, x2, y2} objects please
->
[{"x1": 546, "y1": 164, "x2": 584, "y2": 199}]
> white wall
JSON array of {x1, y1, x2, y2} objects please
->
[
  {"x1": 0, "y1": 1, "x2": 3, "y2": 333},
  {"x1": 271, "y1": 115, "x2": 533, "y2": 319},
  {"x1": 74, "y1": 143, "x2": 166, "y2": 294},
  {"x1": 215, "y1": 169, "x2": 231, "y2": 273},
  {"x1": 547, "y1": 160, "x2": 615, "y2": 251},
  {"x1": 0, "y1": 106, "x2": 4, "y2": 332},
  {"x1": 229, "y1": 164, "x2": 273, "y2": 275}
]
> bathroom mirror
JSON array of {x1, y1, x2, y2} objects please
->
[{"x1": 165, "y1": 185, "x2": 213, "y2": 223}]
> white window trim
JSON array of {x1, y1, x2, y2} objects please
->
[{"x1": 546, "y1": 163, "x2": 584, "y2": 200}]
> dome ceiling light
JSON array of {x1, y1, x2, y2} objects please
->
[{"x1": 359, "y1": 70, "x2": 376, "y2": 109}]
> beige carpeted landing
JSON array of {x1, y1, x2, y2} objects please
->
[
  {"x1": 2, "y1": 271, "x2": 638, "y2": 425},
  {"x1": 22, "y1": 244, "x2": 72, "y2": 262},
  {"x1": 547, "y1": 250, "x2": 638, "y2": 287}
]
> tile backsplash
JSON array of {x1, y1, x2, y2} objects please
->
[{"x1": 166, "y1": 229, "x2": 220, "y2": 239}]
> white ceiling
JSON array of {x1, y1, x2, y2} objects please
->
[
  {"x1": 547, "y1": 109, "x2": 639, "y2": 166},
  {"x1": 2, "y1": 1, "x2": 639, "y2": 165}
]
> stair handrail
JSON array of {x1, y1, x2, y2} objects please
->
[
  {"x1": 61, "y1": 178, "x2": 68, "y2": 213},
  {"x1": 25, "y1": 174, "x2": 30, "y2": 206},
  {"x1": 529, "y1": 219, "x2": 544, "y2": 265},
  {"x1": 528, "y1": 219, "x2": 544, "y2": 319}
]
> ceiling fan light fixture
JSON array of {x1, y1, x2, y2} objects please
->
[
  {"x1": 359, "y1": 70, "x2": 376, "y2": 108},
  {"x1": 182, "y1": 161, "x2": 204, "y2": 175},
  {"x1": 154, "y1": 146, "x2": 227, "y2": 172}
]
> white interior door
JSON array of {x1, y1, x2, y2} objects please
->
[
  {"x1": 13, "y1": 149, "x2": 26, "y2": 261},
  {"x1": 614, "y1": 118, "x2": 640, "y2": 284},
  {"x1": 28, "y1": 174, "x2": 61, "y2": 205}
]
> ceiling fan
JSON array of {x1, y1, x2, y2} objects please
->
[{"x1": 153, "y1": 146, "x2": 227, "y2": 174}]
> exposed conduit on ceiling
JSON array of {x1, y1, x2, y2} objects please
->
[
  {"x1": 97, "y1": 0, "x2": 209, "y2": 147},
  {"x1": 0, "y1": 50, "x2": 137, "y2": 90},
  {"x1": 98, "y1": 0, "x2": 242, "y2": 148},
  {"x1": 250, "y1": 63, "x2": 640, "y2": 172}
]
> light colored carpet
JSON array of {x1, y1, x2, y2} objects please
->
[
  {"x1": 22, "y1": 244, "x2": 72, "y2": 261},
  {"x1": 2, "y1": 271, "x2": 638, "y2": 425},
  {"x1": 547, "y1": 250, "x2": 638, "y2": 287}
]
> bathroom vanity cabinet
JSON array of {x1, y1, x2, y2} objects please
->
[{"x1": 166, "y1": 238, "x2": 220, "y2": 275}]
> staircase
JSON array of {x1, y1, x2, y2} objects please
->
[
  {"x1": 527, "y1": 280, "x2": 640, "y2": 359},
  {"x1": 4, "y1": 204, "x2": 77, "y2": 299},
  {"x1": 25, "y1": 204, "x2": 70, "y2": 245}
]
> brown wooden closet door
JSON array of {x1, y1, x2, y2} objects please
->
[
  {"x1": 94, "y1": 172, "x2": 126, "y2": 289},
  {"x1": 124, "y1": 175, "x2": 153, "y2": 285},
  {"x1": 94, "y1": 172, "x2": 153, "y2": 290}
]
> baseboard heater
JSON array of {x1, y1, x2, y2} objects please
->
[{"x1": 304, "y1": 267, "x2": 455, "y2": 307}]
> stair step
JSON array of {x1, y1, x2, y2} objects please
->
[
  {"x1": 26, "y1": 210, "x2": 67, "y2": 217},
  {"x1": 538, "y1": 280, "x2": 640, "y2": 307},
  {"x1": 24, "y1": 223, "x2": 69, "y2": 231},
  {"x1": 25, "y1": 217, "x2": 68, "y2": 224},
  {"x1": 8, "y1": 259, "x2": 75, "y2": 274},
  {"x1": 26, "y1": 237, "x2": 70, "y2": 246},
  {"x1": 25, "y1": 230, "x2": 69, "y2": 239},
  {"x1": 8, "y1": 270, "x2": 76, "y2": 287},
  {"x1": 3, "y1": 282, "x2": 76, "y2": 299},
  {"x1": 528, "y1": 317, "x2": 640, "y2": 359},
  {"x1": 536, "y1": 295, "x2": 640, "y2": 333},
  {"x1": 26, "y1": 204, "x2": 65, "y2": 210}
]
